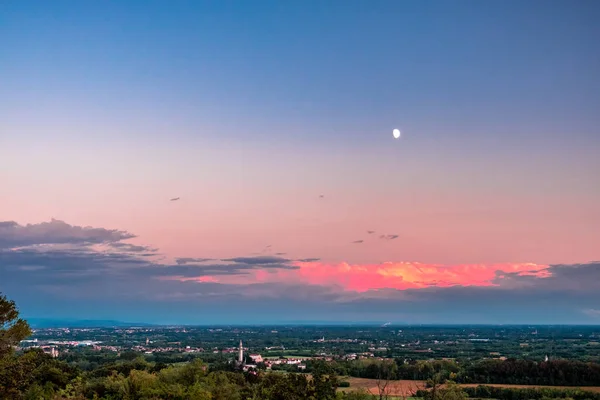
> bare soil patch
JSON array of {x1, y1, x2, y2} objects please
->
[
  {"x1": 339, "y1": 377, "x2": 426, "y2": 396},
  {"x1": 339, "y1": 378, "x2": 600, "y2": 396}
]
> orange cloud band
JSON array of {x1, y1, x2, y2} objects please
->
[{"x1": 164, "y1": 261, "x2": 551, "y2": 292}]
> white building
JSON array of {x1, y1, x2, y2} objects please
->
[{"x1": 249, "y1": 354, "x2": 263, "y2": 363}]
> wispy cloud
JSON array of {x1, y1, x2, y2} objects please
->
[
  {"x1": 109, "y1": 242, "x2": 157, "y2": 253},
  {"x1": 583, "y1": 309, "x2": 600, "y2": 318},
  {"x1": 296, "y1": 258, "x2": 320, "y2": 263},
  {"x1": 222, "y1": 256, "x2": 291, "y2": 265},
  {"x1": 380, "y1": 234, "x2": 399, "y2": 240},
  {"x1": 175, "y1": 257, "x2": 213, "y2": 265}
]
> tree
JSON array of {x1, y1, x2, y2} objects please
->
[
  {"x1": 0, "y1": 348, "x2": 78, "y2": 398},
  {"x1": 311, "y1": 360, "x2": 339, "y2": 400},
  {"x1": 339, "y1": 389, "x2": 373, "y2": 400},
  {"x1": 0, "y1": 293, "x2": 31, "y2": 359},
  {"x1": 436, "y1": 381, "x2": 468, "y2": 400},
  {"x1": 374, "y1": 360, "x2": 398, "y2": 400},
  {"x1": 423, "y1": 379, "x2": 468, "y2": 400}
]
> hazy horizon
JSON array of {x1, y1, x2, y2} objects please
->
[{"x1": 24, "y1": 317, "x2": 600, "y2": 328}]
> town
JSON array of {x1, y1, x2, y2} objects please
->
[{"x1": 20, "y1": 325, "x2": 600, "y2": 368}]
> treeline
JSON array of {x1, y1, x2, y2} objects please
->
[
  {"x1": 329, "y1": 358, "x2": 600, "y2": 386},
  {"x1": 0, "y1": 350, "x2": 349, "y2": 399},
  {"x1": 1, "y1": 293, "x2": 351, "y2": 400},
  {"x1": 59, "y1": 349, "x2": 214, "y2": 372},
  {"x1": 460, "y1": 359, "x2": 600, "y2": 386},
  {"x1": 417, "y1": 385, "x2": 600, "y2": 400}
]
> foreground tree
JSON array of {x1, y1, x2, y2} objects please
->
[
  {"x1": 311, "y1": 360, "x2": 339, "y2": 400},
  {"x1": 422, "y1": 378, "x2": 468, "y2": 400},
  {"x1": 374, "y1": 360, "x2": 399, "y2": 400},
  {"x1": 0, "y1": 292, "x2": 31, "y2": 359}
]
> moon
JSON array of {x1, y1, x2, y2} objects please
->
[{"x1": 392, "y1": 128, "x2": 401, "y2": 139}]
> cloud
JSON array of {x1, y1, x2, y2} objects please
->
[
  {"x1": 222, "y1": 256, "x2": 290, "y2": 265},
  {"x1": 153, "y1": 260, "x2": 301, "y2": 279},
  {"x1": 380, "y1": 234, "x2": 399, "y2": 240},
  {"x1": 2, "y1": 219, "x2": 599, "y2": 324},
  {"x1": 216, "y1": 255, "x2": 319, "y2": 267},
  {"x1": 492, "y1": 262, "x2": 600, "y2": 292},
  {"x1": 175, "y1": 257, "x2": 213, "y2": 265},
  {"x1": 230, "y1": 261, "x2": 553, "y2": 293},
  {"x1": 109, "y1": 242, "x2": 157, "y2": 253},
  {"x1": 0, "y1": 219, "x2": 135, "y2": 249},
  {"x1": 352, "y1": 240, "x2": 364, "y2": 244},
  {"x1": 583, "y1": 309, "x2": 600, "y2": 318}
]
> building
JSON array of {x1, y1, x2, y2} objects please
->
[
  {"x1": 243, "y1": 364, "x2": 257, "y2": 372},
  {"x1": 42, "y1": 347, "x2": 59, "y2": 358},
  {"x1": 235, "y1": 340, "x2": 245, "y2": 368},
  {"x1": 249, "y1": 354, "x2": 263, "y2": 363}
]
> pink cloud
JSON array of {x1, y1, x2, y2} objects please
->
[{"x1": 172, "y1": 261, "x2": 551, "y2": 292}]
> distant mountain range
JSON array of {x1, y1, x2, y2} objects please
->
[{"x1": 27, "y1": 319, "x2": 156, "y2": 328}]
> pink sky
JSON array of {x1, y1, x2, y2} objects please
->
[{"x1": 1, "y1": 133, "x2": 599, "y2": 295}]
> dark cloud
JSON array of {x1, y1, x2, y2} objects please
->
[
  {"x1": 367, "y1": 230, "x2": 375, "y2": 234},
  {"x1": 0, "y1": 247, "x2": 147, "y2": 287},
  {"x1": 296, "y1": 258, "x2": 320, "y2": 262},
  {"x1": 175, "y1": 257, "x2": 212, "y2": 265},
  {"x1": 1, "y1": 250, "x2": 305, "y2": 288},
  {"x1": 379, "y1": 234, "x2": 399, "y2": 240},
  {"x1": 153, "y1": 261, "x2": 301, "y2": 278},
  {"x1": 0, "y1": 219, "x2": 135, "y2": 249},
  {"x1": 495, "y1": 262, "x2": 600, "y2": 292},
  {"x1": 352, "y1": 240, "x2": 364, "y2": 244},
  {"x1": 109, "y1": 242, "x2": 157, "y2": 253},
  {"x1": 222, "y1": 256, "x2": 290, "y2": 265}
]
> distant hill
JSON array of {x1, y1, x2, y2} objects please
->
[{"x1": 27, "y1": 319, "x2": 156, "y2": 328}]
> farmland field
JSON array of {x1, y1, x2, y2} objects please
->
[
  {"x1": 338, "y1": 378, "x2": 426, "y2": 396},
  {"x1": 339, "y1": 377, "x2": 600, "y2": 396}
]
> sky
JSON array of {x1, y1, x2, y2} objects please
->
[{"x1": 1, "y1": 0, "x2": 599, "y2": 324}]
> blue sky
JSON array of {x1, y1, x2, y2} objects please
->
[{"x1": 1, "y1": 0, "x2": 599, "y2": 324}]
